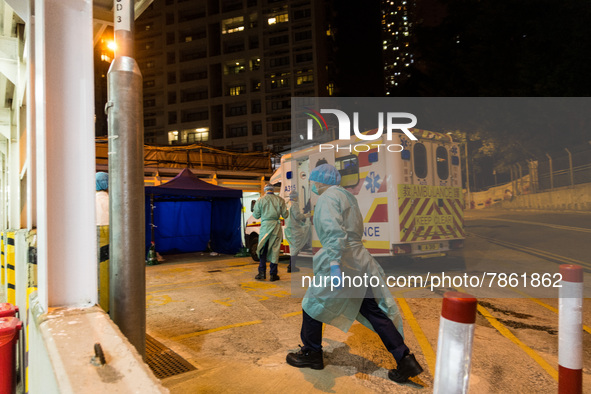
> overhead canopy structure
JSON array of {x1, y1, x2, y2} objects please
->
[{"x1": 145, "y1": 168, "x2": 242, "y2": 255}]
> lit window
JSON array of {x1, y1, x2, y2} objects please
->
[
  {"x1": 227, "y1": 62, "x2": 246, "y2": 74},
  {"x1": 268, "y1": 13, "x2": 288, "y2": 25},
  {"x1": 229, "y1": 85, "x2": 246, "y2": 96},
  {"x1": 222, "y1": 16, "x2": 245, "y2": 34},
  {"x1": 168, "y1": 130, "x2": 179, "y2": 144},
  {"x1": 327, "y1": 82, "x2": 334, "y2": 96},
  {"x1": 296, "y1": 74, "x2": 314, "y2": 85},
  {"x1": 185, "y1": 128, "x2": 209, "y2": 143}
]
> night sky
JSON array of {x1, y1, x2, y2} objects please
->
[
  {"x1": 332, "y1": 0, "x2": 591, "y2": 190},
  {"x1": 335, "y1": 0, "x2": 591, "y2": 97}
]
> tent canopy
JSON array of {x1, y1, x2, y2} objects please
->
[
  {"x1": 145, "y1": 169, "x2": 243, "y2": 255},
  {"x1": 145, "y1": 168, "x2": 242, "y2": 198}
]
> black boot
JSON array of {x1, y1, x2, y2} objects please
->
[
  {"x1": 388, "y1": 353, "x2": 423, "y2": 383},
  {"x1": 255, "y1": 272, "x2": 266, "y2": 280},
  {"x1": 287, "y1": 265, "x2": 291, "y2": 273},
  {"x1": 286, "y1": 346, "x2": 324, "y2": 370},
  {"x1": 269, "y1": 274, "x2": 280, "y2": 282}
]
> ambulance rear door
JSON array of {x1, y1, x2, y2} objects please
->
[{"x1": 308, "y1": 150, "x2": 335, "y2": 253}]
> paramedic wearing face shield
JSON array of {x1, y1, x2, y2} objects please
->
[
  {"x1": 286, "y1": 164, "x2": 423, "y2": 384},
  {"x1": 285, "y1": 190, "x2": 311, "y2": 273},
  {"x1": 253, "y1": 184, "x2": 289, "y2": 281}
]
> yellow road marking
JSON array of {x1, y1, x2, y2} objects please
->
[
  {"x1": 213, "y1": 298, "x2": 235, "y2": 306},
  {"x1": 476, "y1": 304, "x2": 558, "y2": 381},
  {"x1": 147, "y1": 278, "x2": 218, "y2": 290},
  {"x1": 511, "y1": 288, "x2": 591, "y2": 335},
  {"x1": 396, "y1": 297, "x2": 436, "y2": 375},
  {"x1": 146, "y1": 294, "x2": 184, "y2": 307},
  {"x1": 282, "y1": 311, "x2": 302, "y2": 318},
  {"x1": 147, "y1": 282, "x2": 221, "y2": 294},
  {"x1": 171, "y1": 320, "x2": 263, "y2": 341}
]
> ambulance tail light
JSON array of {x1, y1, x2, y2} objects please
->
[
  {"x1": 392, "y1": 244, "x2": 412, "y2": 255},
  {"x1": 450, "y1": 240, "x2": 464, "y2": 249}
]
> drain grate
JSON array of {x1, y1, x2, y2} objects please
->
[{"x1": 146, "y1": 334, "x2": 196, "y2": 379}]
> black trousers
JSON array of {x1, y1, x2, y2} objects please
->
[
  {"x1": 258, "y1": 242, "x2": 278, "y2": 276},
  {"x1": 301, "y1": 289, "x2": 409, "y2": 363}
]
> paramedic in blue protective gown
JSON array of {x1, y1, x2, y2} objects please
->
[
  {"x1": 286, "y1": 164, "x2": 423, "y2": 383},
  {"x1": 284, "y1": 190, "x2": 311, "y2": 273},
  {"x1": 253, "y1": 184, "x2": 289, "y2": 281}
]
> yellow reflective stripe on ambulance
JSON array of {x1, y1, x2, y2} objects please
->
[{"x1": 398, "y1": 185, "x2": 464, "y2": 242}]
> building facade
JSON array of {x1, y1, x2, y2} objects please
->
[
  {"x1": 382, "y1": 0, "x2": 414, "y2": 95},
  {"x1": 134, "y1": 0, "x2": 336, "y2": 152}
]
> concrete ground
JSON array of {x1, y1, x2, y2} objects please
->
[
  {"x1": 146, "y1": 254, "x2": 430, "y2": 393},
  {"x1": 145, "y1": 247, "x2": 591, "y2": 393}
]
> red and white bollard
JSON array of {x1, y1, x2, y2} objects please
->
[
  {"x1": 559, "y1": 264, "x2": 583, "y2": 394},
  {"x1": 434, "y1": 291, "x2": 478, "y2": 394}
]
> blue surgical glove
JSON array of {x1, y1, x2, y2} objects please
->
[{"x1": 330, "y1": 261, "x2": 342, "y2": 290}]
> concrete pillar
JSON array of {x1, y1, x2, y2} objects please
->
[
  {"x1": 34, "y1": 0, "x2": 96, "y2": 309},
  {"x1": 9, "y1": 124, "x2": 19, "y2": 228},
  {"x1": 0, "y1": 143, "x2": 6, "y2": 229},
  {"x1": 26, "y1": 10, "x2": 36, "y2": 231}
]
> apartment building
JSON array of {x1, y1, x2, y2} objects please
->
[
  {"x1": 133, "y1": 0, "x2": 336, "y2": 152},
  {"x1": 382, "y1": 0, "x2": 414, "y2": 94}
]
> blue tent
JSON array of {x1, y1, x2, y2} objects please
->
[{"x1": 145, "y1": 168, "x2": 243, "y2": 255}]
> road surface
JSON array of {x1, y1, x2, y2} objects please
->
[{"x1": 145, "y1": 209, "x2": 591, "y2": 393}]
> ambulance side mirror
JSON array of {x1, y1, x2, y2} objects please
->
[{"x1": 250, "y1": 200, "x2": 256, "y2": 212}]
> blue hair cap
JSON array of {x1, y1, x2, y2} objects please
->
[
  {"x1": 96, "y1": 172, "x2": 108, "y2": 191},
  {"x1": 309, "y1": 164, "x2": 341, "y2": 185}
]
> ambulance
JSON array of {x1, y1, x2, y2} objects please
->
[{"x1": 245, "y1": 128, "x2": 465, "y2": 260}]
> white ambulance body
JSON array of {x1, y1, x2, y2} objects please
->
[{"x1": 245, "y1": 128, "x2": 465, "y2": 259}]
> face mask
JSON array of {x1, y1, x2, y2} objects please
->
[{"x1": 311, "y1": 183, "x2": 319, "y2": 195}]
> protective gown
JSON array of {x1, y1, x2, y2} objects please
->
[
  {"x1": 253, "y1": 193, "x2": 289, "y2": 264},
  {"x1": 285, "y1": 200, "x2": 311, "y2": 256},
  {"x1": 302, "y1": 186, "x2": 404, "y2": 335}
]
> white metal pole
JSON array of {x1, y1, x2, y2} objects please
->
[
  {"x1": 35, "y1": 0, "x2": 97, "y2": 309},
  {"x1": 434, "y1": 291, "x2": 478, "y2": 394},
  {"x1": 558, "y1": 264, "x2": 583, "y2": 394}
]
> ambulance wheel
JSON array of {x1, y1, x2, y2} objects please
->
[{"x1": 249, "y1": 234, "x2": 260, "y2": 262}]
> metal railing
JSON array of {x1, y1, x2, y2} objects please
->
[{"x1": 508, "y1": 144, "x2": 591, "y2": 195}]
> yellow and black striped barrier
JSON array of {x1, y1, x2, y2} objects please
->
[
  {"x1": 6, "y1": 231, "x2": 15, "y2": 305},
  {"x1": 97, "y1": 225, "x2": 110, "y2": 313},
  {"x1": 1, "y1": 231, "x2": 4, "y2": 287}
]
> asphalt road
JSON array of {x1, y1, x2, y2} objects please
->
[
  {"x1": 465, "y1": 209, "x2": 591, "y2": 275},
  {"x1": 145, "y1": 208, "x2": 591, "y2": 393}
]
